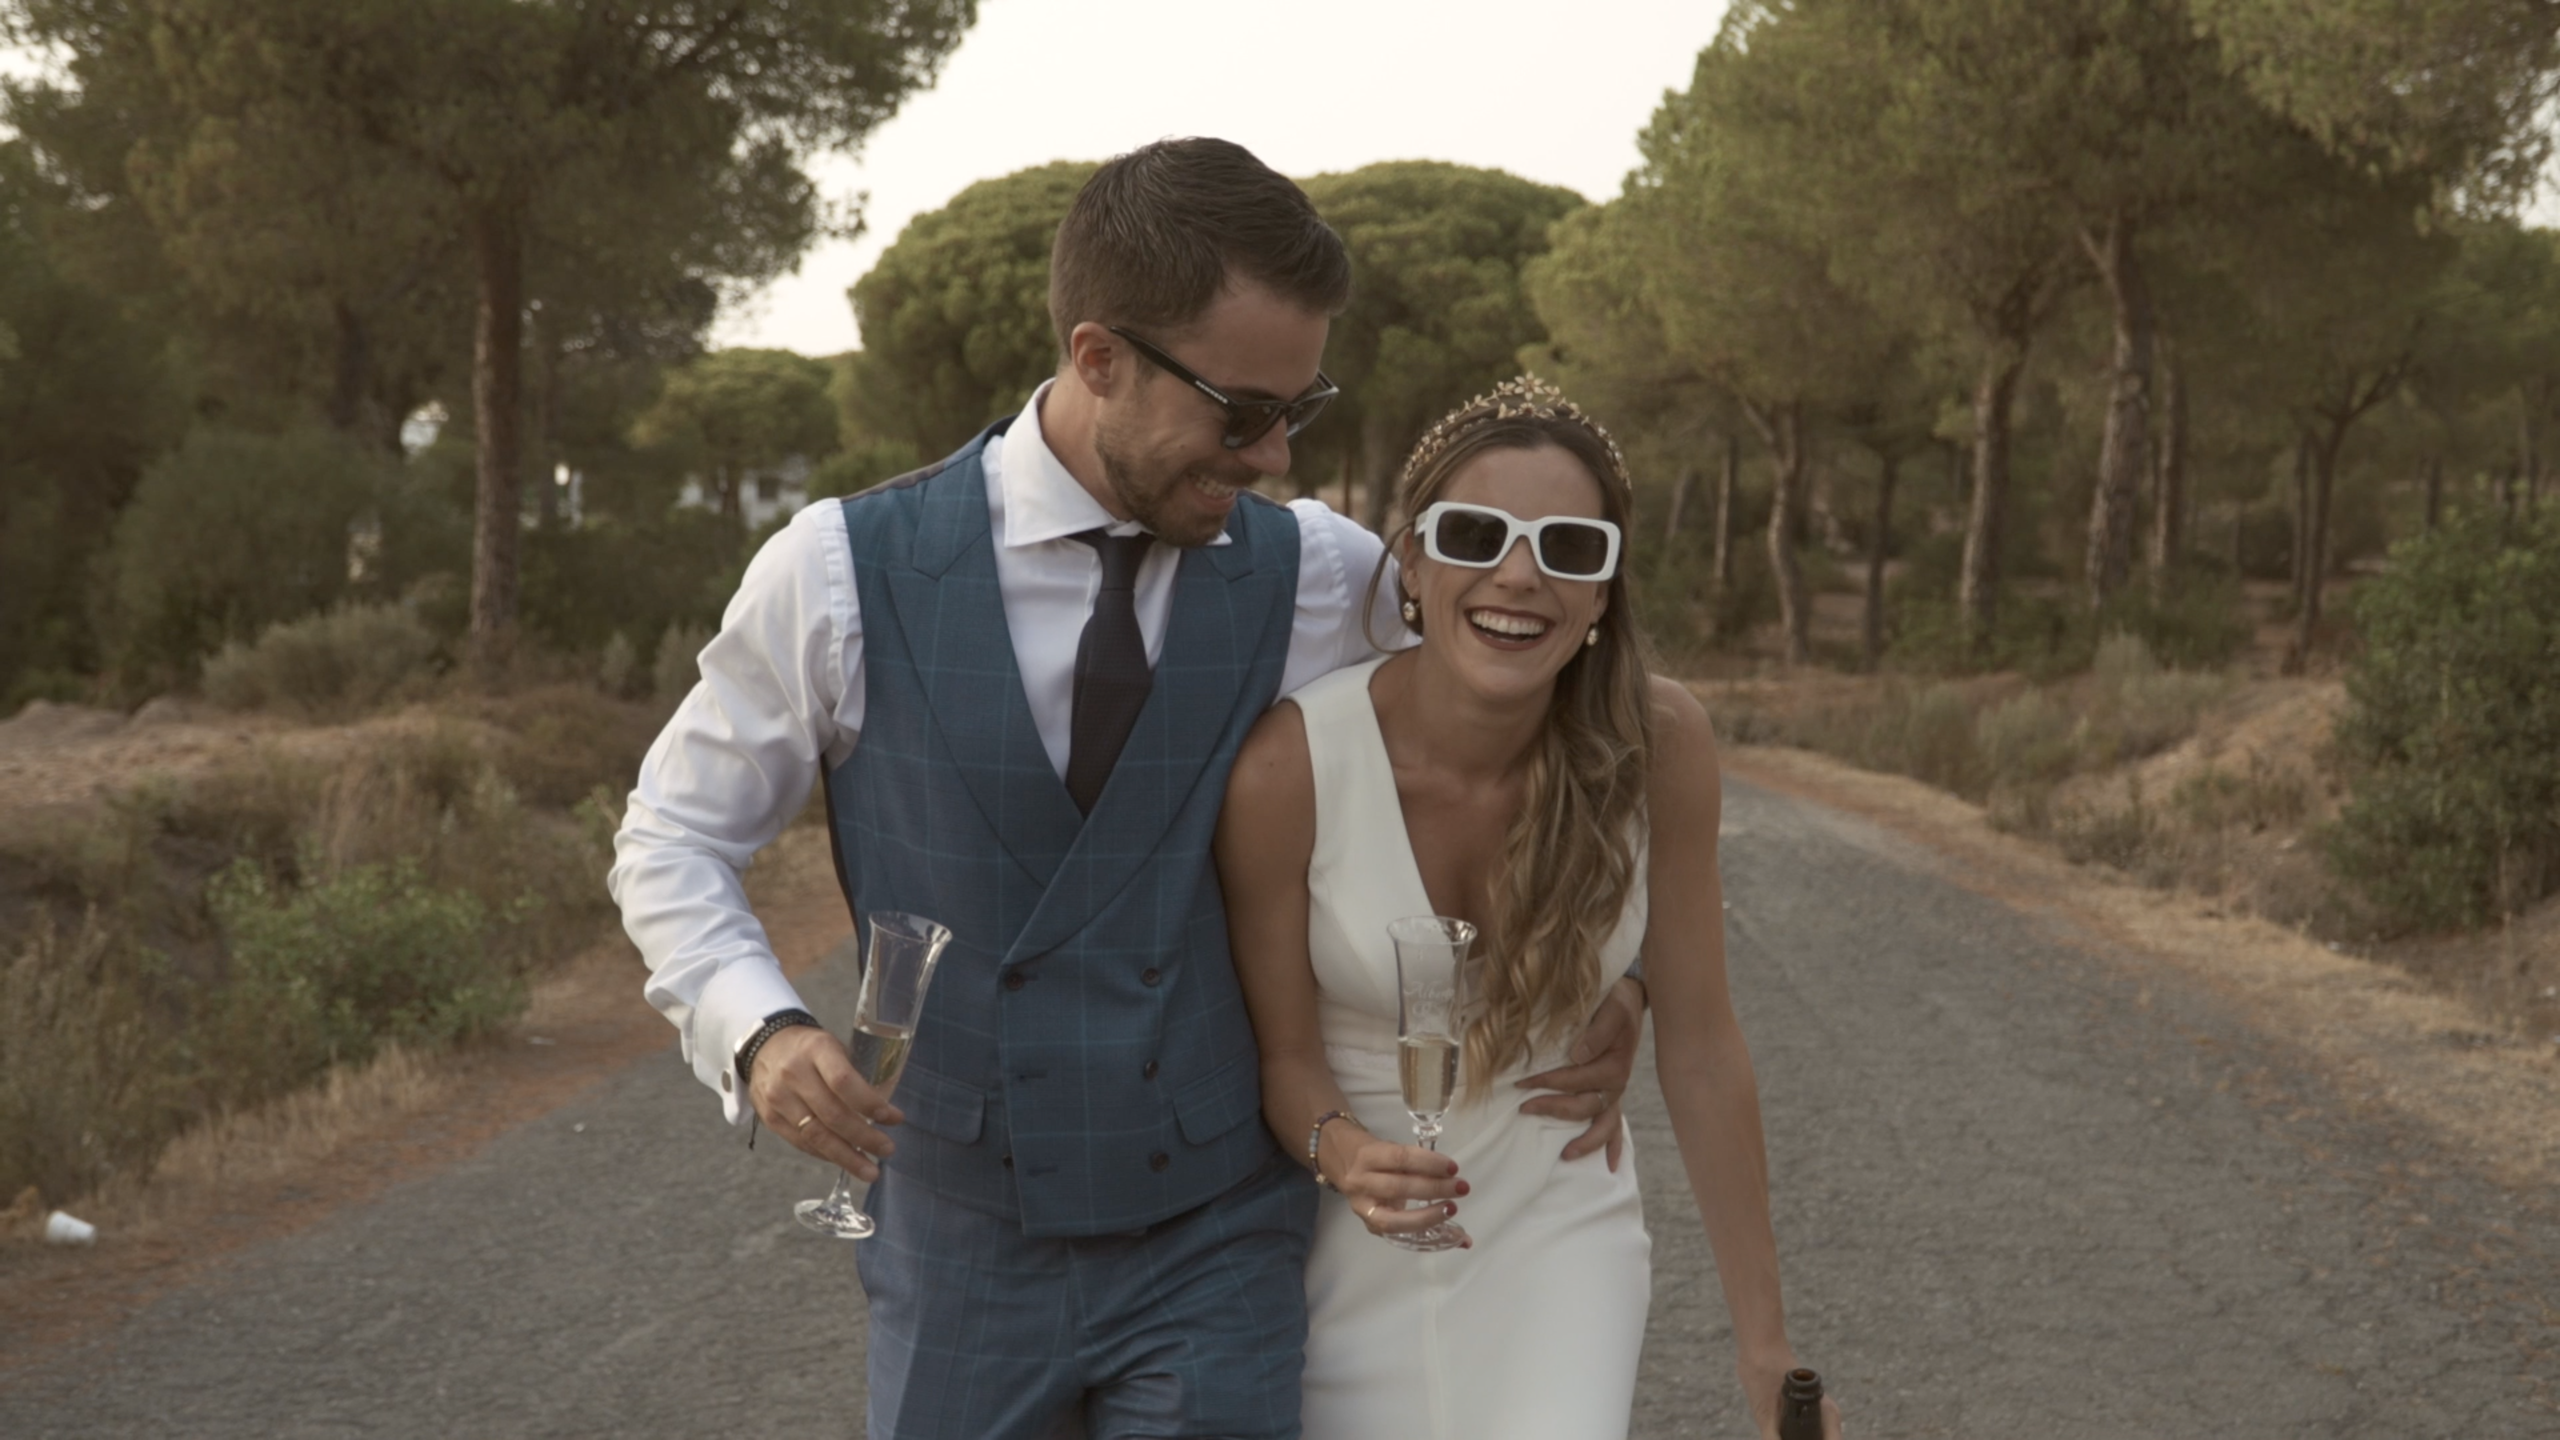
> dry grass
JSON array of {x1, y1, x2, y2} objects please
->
[
  {"x1": 88, "y1": 1046, "x2": 457, "y2": 1237},
  {"x1": 1703, "y1": 658, "x2": 2560, "y2": 1045},
  {"x1": 0, "y1": 680, "x2": 655, "y2": 1212}
]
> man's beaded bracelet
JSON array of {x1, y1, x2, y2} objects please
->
[
  {"x1": 1305, "y1": 1109, "x2": 1354, "y2": 1191},
  {"x1": 735, "y1": 1008, "x2": 822, "y2": 1090}
]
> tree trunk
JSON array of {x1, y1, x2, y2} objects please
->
[
  {"x1": 1960, "y1": 349, "x2": 2026, "y2": 654},
  {"x1": 531, "y1": 303, "x2": 562, "y2": 530},
  {"x1": 1664, "y1": 466, "x2": 1696, "y2": 544},
  {"x1": 2288, "y1": 425, "x2": 2342, "y2": 674},
  {"x1": 1806, "y1": 452, "x2": 1848, "y2": 554},
  {"x1": 2149, "y1": 333, "x2": 2186, "y2": 581},
  {"x1": 1747, "y1": 401, "x2": 1811, "y2": 666},
  {"x1": 2083, "y1": 214, "x2": 2153, "y2": 610},
  {"x1": 1360, "y1": 414, "x2": 1400, "y2": 532},
  {"x1": 1711, "y1": 432, "x2": 1738, "y2": 592},
  {"x1": 2425, "y1": 454, "x2": 2444, "y2": 532},
  {"x1": 468, "y1": 200, "x2": 526, "y2": 667},
  {"x1": 1864, "y1": 452, "x2": 1898, "y2": 671},
  {"x1": 2304, "y1": 438, "x2": 2324, "y2": 617}
]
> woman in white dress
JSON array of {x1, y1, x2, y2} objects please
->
[{"x1": 1216, "y1": 378, "x2": 1841, "y2": 1440}]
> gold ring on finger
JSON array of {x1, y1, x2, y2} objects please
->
[{"x1": 796, "y1": 1114, "x2": 815, "y2": 1129}]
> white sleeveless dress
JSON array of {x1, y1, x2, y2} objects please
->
[{"x1": 1290, "y1": 657, "x2": 1653, "y2": 1440}]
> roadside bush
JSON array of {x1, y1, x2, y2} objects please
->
[
  {"x1": 2097, "y1": 567, "x2": 2253, "y2": 671},
  {"x1": 201, "y1": 604, "x2": 442, "y2": 718},
  {"x1": 2081, "y1": 634, "x2": 2230, "y2": 763},
  {"x1": 2328, "y1": 512, "x2": 2560, "y2": 930},
  {"x1": 204, "y1": 857, "x2": 519, "y2": 1104},
  {"x1": 653, "y1": 621, "x2": 713, "y2": 707},
  {"x1": 1792, "y1": 681, "x2": 1989, "y2": 797},
  {"x1": 1977, "y1": 690, "x2": 2077, "y2": 794},
  {"x1": 0, "y1": 696, "x2": 631, "y2": 1208},
  {"x1": 0, "y1": 912, "x2": 184, "y2": 1205},
  {"x1": 597, "y1": 632, "x2": 642, "y2": 699},
  {"x1": 97, "y1": 425, "x2": 386, "y2": 690},
  {"x1": 1887, "y1": 592, "x2": 2080, "y2": 678}
]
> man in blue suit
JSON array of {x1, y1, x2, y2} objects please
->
[{"x1": 612, "y1": 138, "x2": 1645, "y2": 1438}]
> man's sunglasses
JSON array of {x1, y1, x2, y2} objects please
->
[
  {"x1": 1106, "y1": 325, "x2": 1339, "y2": 449},
  {"x1": 1415, "y1": 502, "x2": 1623, "y2": 581}
]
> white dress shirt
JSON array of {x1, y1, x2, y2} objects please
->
[{"x1": 609, "y1": 384, "x2": 1411, "y2": 1121}]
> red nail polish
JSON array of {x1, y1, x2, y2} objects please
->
[{"x1": 1455, "y1": 1180, "x2": 1472, "y2": 1196}]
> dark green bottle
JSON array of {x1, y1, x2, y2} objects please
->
[{"x1": 1776, "y1": 1368, "x2": 1825, "y2": 1440}]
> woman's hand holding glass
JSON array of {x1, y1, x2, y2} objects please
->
[{"x1": 1318, "y1": 1121, "x2": 1470, "y2": 1245}]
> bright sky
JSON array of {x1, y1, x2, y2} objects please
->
[{"x1": 710, "y1": 0, "x2": 1731, "y2": 355}]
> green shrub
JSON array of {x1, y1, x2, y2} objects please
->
[
  {"x1": 518, "y1": 510, "x2": 739, "y2": 658},
  {"x1": 1977, "y1": 690, "x2": 2078, "y2": 793},
  {"x1": 1796, "y1": 681, "x2": 1988, "y2": 797},
  {"x1": 807, "y1": 438, "x2": 926, "y2": 499},
  {"x1": 598, "y1": 632, "x2": 642, "y2": 699},
  {"x1": 204, "y1": 857, "x2": 520, "y2": 1103},
  {"x1": 0, "y1": 912, "x2": 185, "y2": 1204},
  {"x1": 2098, "y1": 567, "x2": 2253, "y2": 671},
  {"x1": 653, "y1": 621, "x2": 713, "y2": 707},
  {"x1": 98, "y1": 425, "x2": 388, "y2": 689},
  {"x1": 2170, "y1": 759, "x2": 2310, "y2": 834},
  {"x1": 2327, "y1": 512, "x2": 2560, "y2": 931},
  {"x1": 1886, "y1": 593, "x2": 2079, "y2": 678},
  {"x1": 2082, "y1": 634, "x2": 2229, "y2": 763},
  {"x1": 201, "y1": 603, "x2": 442, "y2": 717}
]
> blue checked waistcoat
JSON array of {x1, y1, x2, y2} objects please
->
[{"x1": 829, "y1": 422, "x2": 1302, "y2": 1238}]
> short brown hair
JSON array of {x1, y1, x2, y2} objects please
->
[{"x1": 1048, "y1": 137, "x2": 1351, "y2": 355}]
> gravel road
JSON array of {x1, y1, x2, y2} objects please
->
[{"x1": 5, "y1": 775, "x2": 2554, "y2": 1437}]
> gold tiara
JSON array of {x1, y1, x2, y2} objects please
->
[{"x1": 1398, "y1": 374, "x2": 1633, "y2": 500}]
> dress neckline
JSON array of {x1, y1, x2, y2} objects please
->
[{"x1": 1350, "y1": 656, "x2": 1455, "y2": 931}]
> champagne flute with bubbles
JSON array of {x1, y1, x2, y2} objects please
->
[
  {"x1": 795, "y1": 910, "x2": 952, "y2": 1239},
  {"x1": 1386, "y1": 914, "x2": 1475, "y2": 1252}
]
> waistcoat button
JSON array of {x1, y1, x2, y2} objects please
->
[
  {"x1": 1148, "y1": 1151, "x2": 1170, "y2": 1173},
  {"x1": 1003, "y1": 971, "x2": 1027, "y2": 992},
  {"x1": 1142, "y1": 1060, "x2": 1159, "y2": 1080},
  {"x1": 1140, "y1": 968, "x2": 1161, "y2": 987}
]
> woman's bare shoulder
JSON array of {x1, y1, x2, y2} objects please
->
[
  {"x1": 1228, "y1": 698, "x2": 1315, "y2": 814},
  {"x1": 1644, "y1": 674, "x2": 1722, "y2": 825}
]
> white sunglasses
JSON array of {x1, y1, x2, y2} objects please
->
[{"x1": 1414, "y1": 502, "x2": 1622, "y2": 581}]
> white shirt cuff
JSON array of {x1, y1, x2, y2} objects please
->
[{"x1": 693, "y1": 960, "x2": 816, "y2": 1126}]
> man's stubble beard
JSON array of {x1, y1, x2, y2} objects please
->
[{"x1": 1093, "y1": 410, "x2": 1256, "y2": 549}]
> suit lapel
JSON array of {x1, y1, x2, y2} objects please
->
[{"x1": 884, "y1": 442, "x2": 1084, "y2": 891}]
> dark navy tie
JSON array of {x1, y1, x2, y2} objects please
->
[{"x1": 1066, "y1": 529, "x2": 1155, "y2": 814}]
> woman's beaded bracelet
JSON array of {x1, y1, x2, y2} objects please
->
[{"x1": 1305, "y1": 1109, "x2": 1354, "y2": 1190}]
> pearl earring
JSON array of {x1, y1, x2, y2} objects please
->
[
  {"x1": 1401, "y1": 598, "x2": 1420, "y2": 627},
  {"x1": 1584, "y1": 626, "x2": 1600, "y2": 648}
]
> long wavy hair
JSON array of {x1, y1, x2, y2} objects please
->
[{"x1": 1362, "y1": 377, "x2": 1658, "y2": 1089}]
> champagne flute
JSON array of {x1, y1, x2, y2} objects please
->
[
  {"x1": 1385, "y1": 914, "x2": 1475, "y2": 1253},
  {"x1": 795, "y1": 910, "x2": 952, "y2": 1239}
]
